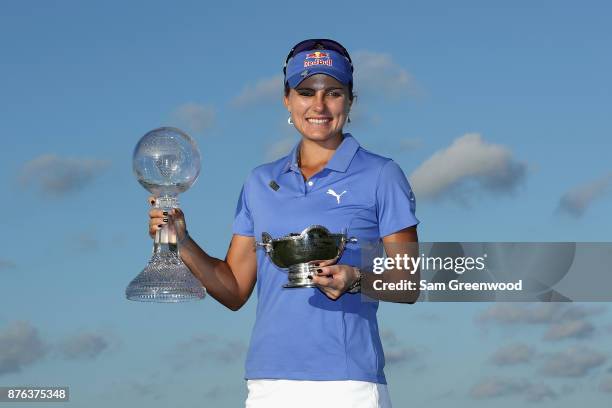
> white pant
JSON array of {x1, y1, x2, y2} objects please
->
[{"x1": 245, "y1": 379, "x2": 393, "y2": 408}]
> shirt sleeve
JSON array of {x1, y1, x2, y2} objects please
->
[
  {"x1": 376, "y1": 160, "x2": 419, "y2": 238},
  {"x1": 232, "y1": 175, "x2": 255, "y2": 237}
]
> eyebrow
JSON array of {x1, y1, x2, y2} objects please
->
[{"x1": 295, "y1": 86, "x2": 345, "y2": 92}]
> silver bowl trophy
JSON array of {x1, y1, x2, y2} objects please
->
[
  {"x1": 257, "y1": 225, "x2": 357, "y2": 288},
  {"x1": 126, "y1": 127, "x2": 206, "y2": 302}
]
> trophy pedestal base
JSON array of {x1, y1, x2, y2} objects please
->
[
  {"x1": 283, "y1": 282, "x2": 317, "y2": 289},
  {"x1": 283, "y1": 263, "x2": 318, "y2": 289},
  {"x1": 126, "y1": 251, "x2": 206, "y2": 302}
]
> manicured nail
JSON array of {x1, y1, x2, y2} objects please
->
[
  {"x1": 163, "y1": 218, "x2": 168, "y2": 222},
  {"x1": 307, "y1": 275, "x2": 313, "y2": 280},
  {"x1": 314, "y1": 263, "x2": 320, "y2": 267},
  {"x1": 163, "y1": 211, "x2": 168, "y2": 216},
  {"x1": 316, "y1": 269, "x2": 322, "y2": 273},
  {"x1": 158, "y1": 224, "x2": 163, "y2": 228}
]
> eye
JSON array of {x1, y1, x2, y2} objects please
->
[
  {"x1": 327, "y1": 90, "x2": 343, "y2": 97},
  {"x1": 297, "y1": 89, "x2": 314, "y2": 96}
]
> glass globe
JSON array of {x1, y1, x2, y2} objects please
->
[
  {"x1": 126, "y1": 127, "x2": 206, "y2": 302},
  {"x1": 133, "y1": 126, "x2": 201, "y2": 198}
]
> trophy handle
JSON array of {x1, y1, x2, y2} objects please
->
[
  {"x1": 255, "y1": 241, "x2": 273, "y2": 252},
  {"x1": 255, "y1": 232, "x2": 273, "y2": 253}
]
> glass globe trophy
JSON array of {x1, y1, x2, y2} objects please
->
[{"x1": 126, "y1": 127, "x2": 206, "y2": 302}]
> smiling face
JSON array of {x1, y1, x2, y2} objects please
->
[{"x1": 284, "y1": 74, "x2": 352, "y2": 143}]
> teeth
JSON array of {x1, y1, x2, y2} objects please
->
[{"x1": 307, "y1": 118, "x2": 330, "y2": 124}]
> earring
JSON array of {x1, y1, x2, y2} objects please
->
[
  {"x1": 288, "y1": 116, "x2": 293, "y2": 125},
  {"x1": 347, "y1": 115, "x2": 351, "y2": 124}
]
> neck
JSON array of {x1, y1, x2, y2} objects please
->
[{"x1": 298, "y1": 133, "x2": 344, "y2": 168}]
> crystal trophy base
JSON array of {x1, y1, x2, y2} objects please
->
[
  {"x1": 126, "y1": 248, "x2": 206, "y2": 302},
  {"x1": 126, "y1": 194, "x2": 206, "y2": 303}
]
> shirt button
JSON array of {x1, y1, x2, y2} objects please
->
[{"x1": 307, "y1": 181, "x2": 314, "y2": 186}]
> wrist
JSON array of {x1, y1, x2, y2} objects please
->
[
  {"x1": 178, "y1": 230, "x2": 190, "y2": 246},
  {"x1": 347, "y1": 267, "x2": 363, "y2": 294}
]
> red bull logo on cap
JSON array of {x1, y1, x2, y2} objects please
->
[
  {"x1": 305, "y1": 51, "x2": 329, "y2": 59},
  {"x1": 303, "y1": 51, "x2": 333, "y2": 68}
]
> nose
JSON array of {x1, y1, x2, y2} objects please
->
[{"x1": 312, "y1": 91, "x2": 325, "y2": 112}]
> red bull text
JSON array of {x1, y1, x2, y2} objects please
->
[{"x1": 304, "y1": 58, "x2": 333, "y2": 68}]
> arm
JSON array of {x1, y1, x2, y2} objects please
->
[
  {"x1": 362, "y1": 226, "x2": 420, "y2": 303},
  {"x1": 149, "y1": 198, "x2": 257, "y2": 311},
  {"x1": 180, "y1": 233, "x2": 257, "y2": 311}
]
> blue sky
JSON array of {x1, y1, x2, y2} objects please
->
[{"x1": 1, "y1": 1, "x2": 611, "y2": 407}]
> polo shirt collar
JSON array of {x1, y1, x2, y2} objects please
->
[
  {"x1": 281, "y1": 133, "x2": 360, "y2": 175},
  {"x1": 326, "y1": 134, "x2": 360, "y2": 172}
]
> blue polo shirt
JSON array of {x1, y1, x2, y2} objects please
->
[{"x1": 232, "y1": 134, "x2": 419, "y2": 383}]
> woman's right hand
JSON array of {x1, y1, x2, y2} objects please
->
[{"x1": 147, "y1": 195, "x2": 188, "y2": 242}]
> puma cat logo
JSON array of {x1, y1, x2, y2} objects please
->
[{"x1": 326, "y1": 189, "x2": 347, "y2": 204}]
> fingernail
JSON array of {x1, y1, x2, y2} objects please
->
[
  {"x1": 163, "y1": 218, "x2": 168, "y2": 222},
  {"x1": 163, "y1": 211, "x2": 168, "y2": 216},
  {"x1": 316, "y1": 269, "x2": 322, "y2": 273},
  {"x1": 158, "y1": 224, "x2": 163, "y2": 228},
  {"x1": 314, "y1": 263, "x2": 320, "y2": 267},
  {"x1": 307, "y1": 275, "x2": 313, "y2": 280}
]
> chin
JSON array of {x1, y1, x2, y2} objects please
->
[
  {"x1": 302, "y1": 134, "x2": 342, "y2": 145},
  {"x1": 298, "y1": 127, "x2": 342, "y2": 142},
  {"x1": 303, "y1": 132, "x2": 333, "y2": 141}
]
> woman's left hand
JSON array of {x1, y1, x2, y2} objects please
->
[{"x1": 310, "y1": 259, "x2": 360, "y2": 300}]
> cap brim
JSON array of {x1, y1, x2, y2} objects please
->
[{"x1": 286, "y1": 68, "x2": 352, "y2": 88}]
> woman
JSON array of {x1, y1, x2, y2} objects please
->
[{"x1": 149, "y1": 39, "x2": 419, "y2": 408}]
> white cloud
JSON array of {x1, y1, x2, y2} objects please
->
[
  {"x1": 171, "y1": 103, "x2": 215, "y2": 134},
  {"x1": 524, "y1": 383, "x2": 558, "y2": 403},
  {"x1": 469, "y1": 377, "x2": 528, "y2": 399},
  {"x1": 409, "y1": 133, "x2": 526, "y2": 201},
  {"x1": 561, "y1": 305, "x2": 607, "y2": 320},
  {"x1": 71, "y1": 231, "x2": 99, "y2": 252},
  {"x1": 477, "y1": 304, "x2": 605, "y2": 326},
  {"x1": 380, "y1": 327, "x2": 424, "y2": 366},
  {"x1": 0, "y1": 321, "x2": 47, "y2": 376},
  {"x1": 19, "y1": 154, "x2": 109, "y2": 196},
  {"x1": 0, "y1": 259, "x2": 16, "y2": 271},
  {"x1": 543, "y1": 319, "x2": 594, "y2": 341},
  {"x1": 490, "y1": 343, "x2": 535, "y2": 366},
  {"x1": 168, "y1": 334, "x2": 247, "y2": 370},
  {"x1": 540, "y1": 346, "x2": 606, "y2": 377},
  {"x1": 478, "y1": 303, "x2": 561, "y2": 325},
  {"x1": 353, "y1": 51, "x2": 419, "y2": 98},
  {"x1": 58, "y1": 332, "x2": 110, "y2": 360},
  {"x1": 231, "y1": 50, "x2": 418, "y2": 107},
  {"x1": 469, "y1": 378, "x2": 557, "y2": 402},
  {"x1": 600, "y1": 376, "x2": 612, "y2": 393},
  {"x1": 384, "y1": 346, "x2": 421, "y2": 366},
  {"x1": 232, "y1": 74, "x2": 283, "y2": 107},
  {"x1": 379, "y1": 328, "x2": 398, "y2": 345},
  {"x1": 114, "y1": 380, "x2": 165, "y2": 401},
  {"x1": 558, "y1": 172, "x2": 612, "y2": 217}
]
